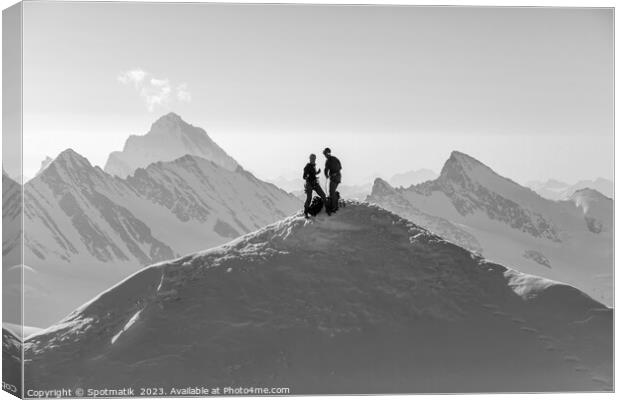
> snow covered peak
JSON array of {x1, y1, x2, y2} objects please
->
[
  {"x1": 149, "y1": 112, "x2": 189, "y2": 135},
  {"x1": 370, "y1": 178, "x2": 396, "y2": 197},
  {"x1": 104, "y1": 113, "x2": 239, "y2": 178},
  {"x1": 51, "y1": 149, "x2": 94, "y2": 171},
  {"x1": 158, "y1": 111, "x2": 182, "y2": 121},
  {"x1": 571, "y1": 187, "x2": 610, "y2": 203},
  {"x1": 528, "y1": 178, "x2": 613, "y2": 201},
  {"x1": 434, "y1": 150, "x2": 542, "y2": 207},
  {"x1": 449, "y1": 150, "x2": 481, "y2": 164},
  {"x1": 25, "y1": 201, "x2": 610, "y2": 392},
  {"x1": 439, "y1": 151, "x2": 490, "y2": 183},
  {"x1": 568, "y1": 188, "x2": 612, "y2": 234}
]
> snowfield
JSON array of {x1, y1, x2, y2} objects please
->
[{"x1": 25, "y1": 202, "x2": 612, "y2": 393}]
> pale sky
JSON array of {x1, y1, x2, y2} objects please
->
[{"x1": 20, "y1": 3, "x2": 613, "y2": 185}]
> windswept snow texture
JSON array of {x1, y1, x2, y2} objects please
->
[
  {"x1": 16, "y1": 147, "x2": 300, "y2": 327},
  {"x1": 25, "y1": 203, "x2": 611, "y2": 393},
  {"x1": 104, "y1": 112, "x2": 239, "y2": 178},
  {"x1": 368, "y1": 151, "x2": 613, "y2": 305}
]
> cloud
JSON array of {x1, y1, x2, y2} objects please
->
[
  {"x1": 118, "y1": 69, "x2": 191, "y2": 112},
  {"x1": 176, "y1": 83, "x2": 192, "y2": 102},
  {"x1": 117, "y1": 69, "x2": 146, "y2": 85}
]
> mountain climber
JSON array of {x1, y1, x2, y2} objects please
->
[
  {"x1": 303, "y1": 153, "x2": 327, "y2": 218},
  {"x1": 323, "y1": 147, "x2": 342, "y2": 213}
]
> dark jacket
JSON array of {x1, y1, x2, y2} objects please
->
[
  {"x1": 303, "y1": 163, "x2": 320, "y2": 183},
  {"x1": 324, "y1": 155, "x2": 342, "y2": 177}
]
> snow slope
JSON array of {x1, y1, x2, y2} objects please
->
[
  {"x1": 15, "y1": 149, "x2": 300, "y2": 327},
  {"x1": 104, "y1": 112, "x2": 239, "y2": 178},
  {"x1": 25, "y1": 203, "x2": 611, "y2": 393},
  {"x1": 368, "y1": 151, "x2": 613, "y2": 305}
]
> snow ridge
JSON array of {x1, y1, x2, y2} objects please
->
[{"x1": 24, "y1": 202, "x2": 611, "y2": 393}]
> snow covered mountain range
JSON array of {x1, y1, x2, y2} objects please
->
[
  {"x1": 528, "y1": 178, "x2": 613, "y2": 201},
  {"x1": 25, "y1": 203, "x2": 612, "y2": 393},
  {"x1": 367, "y1": 151, "x2": 613, "y2": 305},
  {"x1": 269, "y1": 169, "x2": 436, "y2": 200},
  {"x1": 104, "y1": 112, "x2": 239, "y2": 178},
  {"x1": 388, "y1": 168, "x2": 438, "y2": 188},
  {"x1": 4, "y1": 114, "x2": 301, "y2": 328}
]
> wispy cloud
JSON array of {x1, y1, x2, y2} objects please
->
[
  {"x1": 176, "y1": 83, "x2": 192, "y2": 102},
  {"x1": 118, "y1": 69, "x2": 191, "y2": 112}
]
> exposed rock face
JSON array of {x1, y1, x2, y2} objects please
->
[{"x1": 523, "y1": 250, "x2": 551, "y2": 269}]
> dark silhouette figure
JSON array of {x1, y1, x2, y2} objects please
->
[
  {"x1": 303, "y1": 154, "x2": 326, "y2": 218},
  {"x1": 323, "y1": 147, "x2": 342, "y2": 213}
]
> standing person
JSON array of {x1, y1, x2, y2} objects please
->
[
  {"x1": 323, "y1": 147, "x2": 342, "y2": 213},
  {"x1": 303, "y1": 153, "x2": 326, "y2": 218}
]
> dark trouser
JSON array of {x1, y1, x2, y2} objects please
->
[
  {"x1": 328, "y1": 172, "x2": 341, "y2": 210},
  {"x1": 304, "y1": 181, "x2": 326, "y2": 211}
]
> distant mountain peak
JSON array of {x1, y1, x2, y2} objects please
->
[
  {"x1": 547, "y1": 178, "x2": 569, "y2": 187},
  {"x1": 444, "y1": 150, "x2": 484, "y2": 171},
  {"x1": 160, "y1": 111, "x2": 182, "y2": 120},
  {"x1": 437, "y1": 151, "x2": 491, "y2": 186},
  {"x1": 571, "y1": 187, "x2": 610, "y2": 201},
  {"x1": 28, "y1": 149, "x2": 99, "y2": 183},
  {"x1": 371, "y1": 178, "x2": 396, "y2": 197},
  {"x1": 35, "y1": 156, "x2": 53, "y2": 176},
  {"x1": 104, "y1": 114, "x2": 239, "y2": 178},
  {"x1": 149, "y1": 112, "x2": 188, "y2": 133},
  {"x1": 569, "y1": 187, "x2": 612, "y2": 234},
  {"x1": 450, "y1": 150, "x2": 480, "y2": 162},
  {"x1": 54, "y1": 148, "x2": 93, "y2": 168},
  {"x1": 529, "y1": 177, "x2": 614, "y2": 200}
]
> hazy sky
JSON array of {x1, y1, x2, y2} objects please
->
[{"x1": 22, "y1": 3, "x2": 613, "y2": 185}]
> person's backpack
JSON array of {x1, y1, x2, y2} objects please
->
[{"x1": 307, "y1": 196, "x2": 324, "y2": 216}]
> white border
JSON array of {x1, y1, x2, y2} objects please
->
[{"x1": 0, "y1": 1, "x2": 615, "y2": 400}]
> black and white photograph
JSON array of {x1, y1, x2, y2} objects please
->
[{"x1": 1, "y1": 1, "x2": 614, "y2": 397}]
